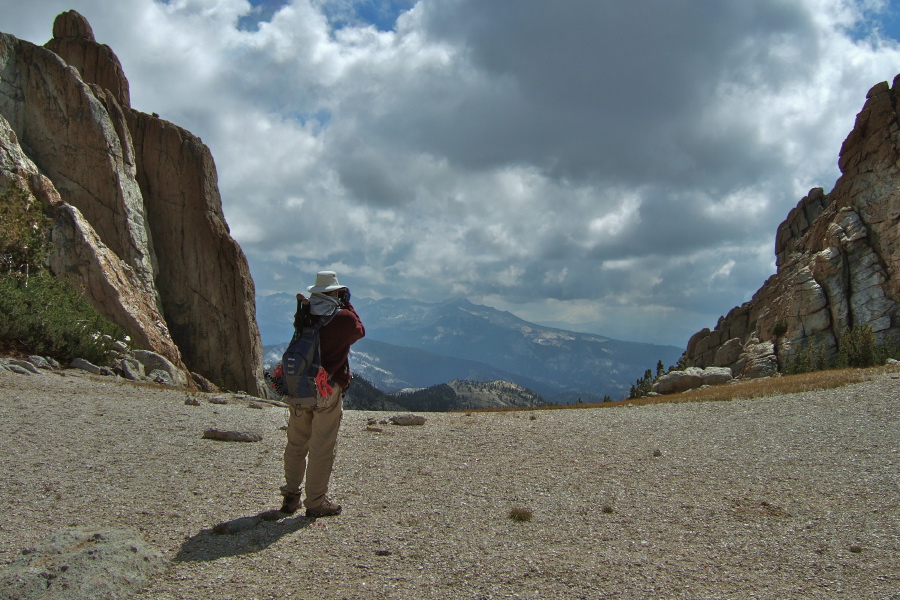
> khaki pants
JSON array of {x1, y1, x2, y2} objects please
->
[{"x1": 282, "y1": 386, "x2": 343, "y2": 509}]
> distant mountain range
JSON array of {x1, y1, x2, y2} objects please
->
[
  {"x1": 257, "y1": 294, "x2": 682, "y2": 402},
  {"x1": 342, "y1": 377, "x2": 548, "y2": 412}
]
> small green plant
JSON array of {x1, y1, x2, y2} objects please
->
[
  {"x1": 782, "y1": 325, "x2": 899, "y2": 375},
  {"x1": 529, "y1": 414, "x2": 537, "y2": 421},
  {"x1": 836, "y1": 324, "x2": 879, "y2": 368},
  {"x1": 0, "y1": 274, "x2": 125, "y2": 365},
  {"x1": 508, "y1": 507, "x2": 533, "y2": 522},
  {"x1": 0, "y1": 184, "x2": 125, "y2": 365},
  {"x1": 601, "y1": 505, "x2": 615, "y2": 514},
  {"x1": 785, "y1": 341, "x2": 829, "y2": 375},
  {"x1": 0, "y1": 184, "x2": 51, "y2": 277},
  {"x1": 629, "y1": 368, "x2": 654, "y2": 399}
]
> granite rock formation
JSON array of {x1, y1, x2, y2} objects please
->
[
  {"x1": 650, "y1": 367, "x2": 733, "y2": 395},
  {"x1": 682, "y1": 76, "x2": 900, "y2": 376},
  {"x1": 0, "y1": 527, "x2": 166, "y2": 600},
  {"x1": 0, "y1": 11, "x2": 265, "y2": 396}
]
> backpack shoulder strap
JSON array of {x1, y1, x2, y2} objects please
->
[
  {"x1": 290, "y1": 304, "x2": 336, "y2": 341},
  {"x1": 309, "y1": 311, "x2": 336, "y2": 373},
  {"x1": 310, "y1": 311, "x2": 336, "y2": 334}
]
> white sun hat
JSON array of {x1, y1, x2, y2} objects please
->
[{"x1": 307, "y1": 271, "x2": 346, "y2": 293}]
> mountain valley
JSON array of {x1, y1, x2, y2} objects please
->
[{"x1": 259, "y1": 294, "x2": 683, "y2": 403}]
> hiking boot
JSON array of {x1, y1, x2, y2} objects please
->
[
  {"x1": 280, "y1": 490, "x2": 302, "y2": 514},
  {"x1": 305, "y1": 498, "x2": 342, "y2": 518}
]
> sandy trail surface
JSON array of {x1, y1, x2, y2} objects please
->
[{"x1": 0, "y1": 367, "x2": 898, "y2": 599}]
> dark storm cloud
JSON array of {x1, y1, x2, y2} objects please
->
[{"x1": 349, "y1": 0, "x2": 819, "y2": 186}]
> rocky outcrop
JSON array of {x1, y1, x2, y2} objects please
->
[
  {"x1": 0, "y1": 114, "x2": 184, "y2": 367},
  {"x1": 44, "y1": 10, "x2": 131, "y2": 108},
  {"x1": 0, "y1": 527, "x2": 166, "y2": 600},
  {"x1": 0, "y1": 31, "x2": 159, "y2": 301},
  {"x1": 125, "y1": 111, "x2": 265, "y2": 397},
  {"x1": 651, "y1": 367, "x2": 733, "y2": 395},
  {"x1": 0, "y1": 12, "x2": 265, "y2": 395},
  {"x1": 683, "y1": 76, "x2": 900, "y2": 376}
]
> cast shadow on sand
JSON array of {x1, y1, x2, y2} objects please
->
[{"x1": 174, "y1": 510, "x2": 312, "y2": 562}]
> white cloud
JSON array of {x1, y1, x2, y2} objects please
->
[
  {"x1": 588, "y1": 192, "x2": 641, "y2": 242},
  {"x1": 543, "y1": 267, "x2": 568, "y2": 286},
  {"x1": 712, "y1": 260, "x2": 737, "y2": 280},
  {"x1": 3, "y1": 0, "x2": 900, "y2": 346}
]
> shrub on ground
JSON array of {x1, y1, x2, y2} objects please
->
[
  {"x1": 782, "y1": 324, "x2": 896, "y2": 375},
  {"x1": 508, "y1": 507, "x2": 533, "y2": 522},
  {"x1": 836, "y1": 324, "x2": 880, "y2": 369},
  {"x1": 629, "y1": 368, "x2": 654, "y2": 399},
  {"x1": 0, "y1": 185, "x2": 51, "y2": 275},
  {"x1": 784, "y1": 341, "x2": 829, "y2": 375},
  {"x1": 0, "y1": 184, "x2": 125, "y2": 365},
  {"x1": 0, "y1": 274, "x2": 125, "y2": 365}
]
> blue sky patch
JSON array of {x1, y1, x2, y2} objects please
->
[
  {"x1": 353, "y1": 0, "x2": 416, "y2": 32},
  {"x1": 238, "y1": 0, "x2": 415, "y2": 33},
  {"x1": 845, "y1": 3, "x2": 900, "y2": 44},
  {"x1": 238, "y1": 0, "x2": 290, "y2": 31},
  {"x1": 294, "y1": 109, "x2": 332, "y2": 130},
  {"x1": 880, "y1": 4, "x2": 900, "y2": 42},
  {"x1": 319, "y1": 0, "x2": 416, "y2": 32}
]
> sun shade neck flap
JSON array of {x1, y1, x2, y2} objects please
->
[{"x1": 309, "y1": 293, "x2": 341, "y2": 316}]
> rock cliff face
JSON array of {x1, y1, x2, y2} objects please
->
[
  {"x1": 0, "y1": 11, "x2": 265, "y2": 396},
  {"x1": 683, "y1": 76, "x2": 900, "y2": 376}
]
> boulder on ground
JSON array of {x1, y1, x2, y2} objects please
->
[
  {"x1": 8, "y1": 360, "x2": 41, "y2": 374},
  {"x1": 0, "y1": 527, "x2": 165, "y2": 600},
  {"x1": 652, "y1": 367, "x2": 734, "y2": 395},
  {"x1": 699, "y1": 366, "x2": 733, "y2": 386},
  {"x1": 26, "y1": 356, "x2": 53, "y2": 369},
  {"x1": 390, "y1": 414, "x2": 427, "y2": 426},
  {"x1": 202, "y1": 428, "x2": 262, "y2": 442},
  {"x1": 744, "y1": 355, "x2": 780, "y2": 379},
  {"x1": 118, "y1": 357, "x2": 145, "y2": 381},
  {"x1": 148, "y1": 369, "x2": 173, "y2": 386},
  {"x1": 652, "y1": 368, "x2": 704, "y2": 395},
  {"x1": 131, "y1": 349, "x2": 188, "y2": 388},
  {"x1": 68, "y1": 357, "x2": 101, "y2": 374}
]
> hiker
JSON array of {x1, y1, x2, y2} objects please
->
[{"x1": 280, "y1": 271, "x2": 365, "y2": 517}]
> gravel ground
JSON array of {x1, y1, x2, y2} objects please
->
[{"x1": 0, "y1": 366, "x2": 898, "y2": 599}]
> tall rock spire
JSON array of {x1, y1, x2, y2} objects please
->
[
  {"x1": 0, "y1": 12, "x2": 266, "y2": 396},
  {"x1": 45, "y1": 10, "x2": 131, "y2": 108}
]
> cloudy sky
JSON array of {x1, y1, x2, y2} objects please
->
[{"x1": 4, "y1": 0, "x2": 900, "y2": 346}]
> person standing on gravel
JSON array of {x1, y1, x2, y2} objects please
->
[{"x1": 280, "y1": 271, "x2": 365, "y2": 517}]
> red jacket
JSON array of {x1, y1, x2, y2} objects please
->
[{"x1": 319, "y1": 303, "x2": 365, "y2": 389}]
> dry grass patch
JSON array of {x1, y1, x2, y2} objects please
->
[
  {"x1": 457, "y1": 364, "x2": 900, "y2": 414},
  {"x1": 508, "y1": 507, "x2": 533, "y2": 522},
  {"x1": 660, "y1": 365, "x2": 894, "y2": 404}
]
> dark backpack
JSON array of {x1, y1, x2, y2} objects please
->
[{"x1": 281, "y1": 302, "x2": 335, "y2": 400}]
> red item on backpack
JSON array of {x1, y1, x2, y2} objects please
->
[{"x1": 315, "y1": 367, "x2": 333, "y2": 398}]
